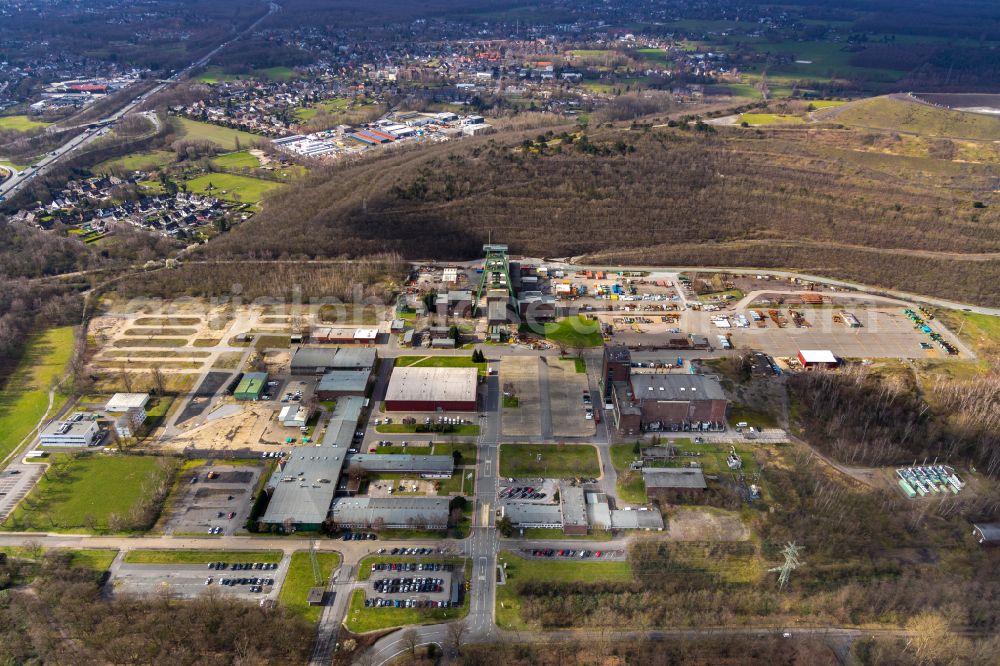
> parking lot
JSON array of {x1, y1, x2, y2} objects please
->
[
  {"x1": 0, "y1": 461, "x2": 44, "y2": 521},
  {"x1": 160, "y1": 464, "x2": 261, "y2": 535},
  {"x1": 519, "y1": 547, "x2": 626, "y2": 561},
  {"x1": 501, "y1": 356, "x2": 541, "y2": 437},
  {"x1": 498, "y1": 479, "x2": 558, "y2": 503},
  {"x1": 111, "y1": 558, "x2": 288, "y2": 601},
  {"x1": 364, "y1": 560, "x2": 461, "y2": 610},
  {"x1": 546, "y1": 358, "x2": 595, "y2": 437}
]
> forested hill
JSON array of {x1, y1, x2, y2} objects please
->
[{"x1": 201, "y1": 121, "x2": 1000, "y2": 306}]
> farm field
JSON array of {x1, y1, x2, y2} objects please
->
[
  {"x1": 211, "y1": 151, "x2": 261, "y2": 169},
  {"x1": 2, "y1": 455, "x2": 174, "y2": 533},
  {"x1": 499, "y1": 444, "x2": 600, "y2": 478},
  {"x1": 183, "y1": 172, "x2": 285, "y2": 204},
  {"x1": 0, "y1": 327, "x2": 74, "y2": 462},
  {"x1": 173, "y1": 118, "x2": 263, "y2": 151},
  {"x1": 278, "y1": 551, "x2": 340, "y2": 623},
  {"x1": 194, "y1": 66, "x2": 296, "y2": 84}
]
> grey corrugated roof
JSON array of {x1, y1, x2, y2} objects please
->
[
  {"x1": 331, "y1": 347, "x2": 376, "y2": 370},
  {"x1": 290, "y1": 348, "x2": 339, "y2": 371},
  {"x1": 317, "y1": 370, "x2": 371, "y2": 394},
  {"x1": 331, "y1": 496, "x2": 450, "y2": 528},
  {"x1": 321, "y1": 396, "x2": 365, "y2": 448},
  {"x1": 629, "y1": 374, "x2": 726, "y2": 402},
  {"x1": 262, "y1": 446, "x2": 347, "y2": 525},
  {"x1": 642, "y1": 467, "x2": 707, "y2": 489},
  {"x1": 502, "y1": 502, "x2": 563, "y2": 526},
  {"x1": 346, "y1": 454, "x2": 454, "y2": 474}
]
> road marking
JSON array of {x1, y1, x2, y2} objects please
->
[{"x1": 478, "y1": 556, "x2": 487, "y2": 581}]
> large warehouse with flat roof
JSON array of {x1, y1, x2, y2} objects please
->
[
  {"x1": 383, "y1": 366, "x2": 478, "y2": 412},
  {"x1": 331, "y1": 496, "x2": 450, "y2": 530}
]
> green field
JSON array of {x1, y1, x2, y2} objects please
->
[
  {"x1": 0, "y1": 546, "x2": 118, "y2": 571},
  {"x1": 570, "y1": 49, "x2": 615, "y2": 58},
  {"x1": 211, "y1": 150, "x2": 261, "y2": 169},
  {"x1": 495, "y1": 550, "x2": 632, "y2": 630},
  {"x1": 123, "y1": 549, "x2": 283, "y2": 565},
  {"x1": 616, "y1": 471, "x2": 647, "y2": 503},
  {"x1": 0, "y1": 327, "x2": 75, "y2": 462},
  {"x1": 96, "y1": 150, "x2": 176, "y2": 173},
  {"x1": 0, "y1": 115, "x2": 50, "y2": 132},
  {"x1": 499, "y1": 444, "x2": 600, "y2": 478},
  {"x1": 375, "y1": 423, "x2": 480, "y2": 436},
  {"x1": 740, "y1": 113, "x2": 805, "y2": 126},
  {"x1": 278, "y1": 551, "x2": 341, "y2": 622},
  {"x1": 544, "y1": 316, "x2": 604, "y2": 348},
  {"x1": 393, "y1": 355, "x2": 487, "y2": 374},
  {"x1": 184, "y1": 172, "x2": 284, "y2": 203},
  {"x1": 829, "y1": 96, "x2": 1000, "y2": 141},
  {"x1": 520, "y1": 527, "x2": 612, "y2": 541},
  {"x1": 195, "y1": 66, "x2": 296, "y2": 84},
  {"x1": 295, "y1": 98, "x2": 349, "y2": 121},
  {"x1": 174, "y1": 117, "x2": 263, "y2": 151},
  {"x1": 3, "y1": 455, "x2": 172, "y2": 533}
]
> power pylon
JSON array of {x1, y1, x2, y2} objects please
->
[{"x1": 768, "y1": 542, "x2": 803, "y2": 589}]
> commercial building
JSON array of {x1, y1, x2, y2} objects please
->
[
  {"x1": 234, "y1": 372, "x2": 268, "y2": 401},
  {"x1": 260, "y1": 445, "x2": 348, "y2": 530},
  {"x1": 39, "y1": 413, "x2": 100, "y2": 447},
  {"x1": 113, "y1": 407, "x2": 147, "y2": 439},
  {"x1": 642, "y1": 468, "x2": 707, "y2": 504},
  {"x1": 321, "y1": 396, "x2": 366, "y2": 449},
  {"x1": 560, "y1": 486, "x2": 588, "y2": 535},
  {"x1": 279, "y1": 405, "x2": 311, "y2": 428},
  {"x1": 500, "y1": 502, "x2": 563, "y2": 529},
  {"x1": 798, "y1": 349, "x2": 838, "y2": 370},
  {"x1": 345, "y1": 454, "x2": 454, "y2": 479},
  {"x1": 331, "y1": 496, "x2": 450, "y2": 530},
  {"x1": 290, "y1": 347, "x2": 376, "y2": 374},
  {"x1": 610, "y1": 371, "x2": 728, "y2": 436},
  {"x1": 315, "y1": 370, "x2": 372, "y2": 400},
  {"x1": 384, "y1": 366, "x2": 478, "y2": 412},
  {"x1": 105, "y1": 393, "x2": 150, "y2": 413},
  {"x1": 502, "y1": 488, "x2": 663, "y2": 534}
]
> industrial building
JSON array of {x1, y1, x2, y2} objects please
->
[
  {"x1": 797, "y1": 349, "x2": 838, "y2": 370},
  {"x1": 384, "y1": 366, "x2": 478, "y2": 412},
  {"x1": 260, "y1": 445, "x2": 348, "y2": 530},
  {"x1": 642, "y1": 468, "x2": 707, "y2": 504},
  {"x1": 39, "y1": 413, "x2": 100, "y2": 447},
  {"x1": 279, "y1": 405, "x2": 311, "y2": 428},
  {"x1": 501, "y1": 487, "x2": 663, "y2": 535},
  {"x1": 309, "y1": 327, "x2": 379, "y2": 346},
  {"x1": 105, "y1": 393, "x2": 150, "y2": 413},
  {"x1": 315, "y1": 370, "x2": 372, "y2": 399},
  {"x1": 345, "y1": 454, "x2": 454, "y2": 479},
  {"x1": 607, "y1": 364, "x2": 728, "y2": 436},
  {"x1": 331, "y1": 496, "x2": 450, "y2": 530},
  {"x1": 234, "y1": 372, "x2": 268, "y2": 401},
  {"x1": 321, "y1": 396, "x2": 366, "y2": 449},
  {"x1": 290, "y1": 347, "x2": 376, "y2": 375}
]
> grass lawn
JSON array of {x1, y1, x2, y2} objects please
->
[
  {"x1": 740, "y1": 113, "x2": 805, "y2": 125},
  {"x1": 0, "y1": 546, "x2": 118, "y2": 571},
  {"x1": 616, "y1": 470, "x2": 647, "y2": 504},
  {"x1": 937, "y1": 309, "x2": 1000, "y2": 359},
  {"x1": 499, "y1": 444, "x2": 600, "y2": 479},
  {"x1": 496, "y1": 550, "x2": 632, "y2": 630},
  {"x1": 609, "y1": 443, "x2": 639, "y2": 471},
  {"x1": 648, "y1": 441, "x2": 760, "y2": 476},
  {"x1": 0, "y1": 115, "x2": 50, "y2": 132},
  {"x1": 393, "y1": 355, "x2": 486, "y2": 374},
  {"x1": 96, "y1": 150, "x2": 176, "y2": 173},
  {"x1": 211, "y1": 150, "x2": 261, "y2": 169},
  {"x1": 123, "y1": 549, "x2": 282, "y2": 564},
  {"x1": 0, "y1": 326, "x2": 75, "y2": 462},
  {"x1": 3, "y1": 454, "x2": 173, "y2": 533},
  {"x1": 174, "y1": 117, "x2": 263, "y2": 151},
  {"x1": 194, "y1": 66, "x2": 296, "y2": 84},
  {"x1": 183, "y1": 172, "x2": 284, "y2": 204},
  {"x1": 375, "y1": 423, "x2": 480, "y2": 437},
  {"x1": 520, "y1": 527, "x2": 612, "y2": 541},
  {"x1": 433, "y1": 442, "x2": 478, "y2": 465},
  {"x1": 569, "y1": 357, "x2": 586, "y2": 373},
  {"x1": 544, "y1": 316, "x2": 604, "y2": 348},
  {"x1": 727, "y1": 403, "x2": 779, "y2": 429},
  {"x1": 279, "y1": 550, "x2": 340, "y2": 623}
]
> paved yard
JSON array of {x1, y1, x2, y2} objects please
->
[
  {"x1": 546, "y1": 359, "x2": 595, "y2": 438},
  {"x1": 501, "y1": 356, "x2": 541, "y2": 437}
]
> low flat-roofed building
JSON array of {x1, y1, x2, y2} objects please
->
[
  {"x1": 40, "y1": 413, "x2": 99, "y2": 447},
  {"x1": 346, "y1": 454, "x2": 454, "y2": 478},
  {"x1": 611, "y1": 508, "x2": 664, "y2": 530},
  {"x1": 105, "y1": 392, "x2": 150, "y2": 413},
  {"x1": 321, "y1": 396, "x2": 366, "y2": 449},
  {"x1": 261, "y1": 445, "x2": 348, "y2": 530},
  {"x1": 501, "y1": 502, "x2": 563, "y2": 529},
  {"x1": 432, "y1": 338, "x2": 456, "y2": 349},
  {"x1": 611, "y1": 374, "x2": 727, "y2": 435},
  {"x1": 113, "y1": 407, "x2": 146, "y2": 439},
  {"x1": 234, "y1": 372, "x2": 268, "y2": 401},
  {"x1": 354, "y1": 328, "x2": 378, "y2": 344},
  {"x1": 331, "y1": 496, "x2": 450, "y2": 529},
  {"x1": 384, "y1": 366, "x2": 478, "y2": 412},
  {"x1": 279, "y1": 405, "x2": 310, "y2": 428},
  {"x1": 310, "y1": 327, "x2": 359, "y2": 344},
  {"x1": 560, "y1": 486, "x2": 588, "y2": 535},
  {"x1": 316, "y1": 369, "x2": 372, "y2": 400},
  {"x1": 330, "y1": 347, "x2": 377, "y2": 371},
  {"x1": 290, "y1": 348, "x2": 340, "y2": 374},
  {"x1": 643, "y1": 467, "x2": 707, "y2": 504}
]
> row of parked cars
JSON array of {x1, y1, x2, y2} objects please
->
[
  {"x1": 529, "y1": 548, "x2": 603, "y2": 558},
  {"x1": 386, "y1": 547, "x2": 435, "y2": 556},
  {"x1": 212, "y1": 576, "x2": 274, "y2": 593},
  {"x1": 499, "y1": 486, "x2": 545, "y2": 500},
  {"x1": 207, "y1": 561, "x2": 277, "y2": 570},
  {"x1": 371, "y1": 562, "x2": 454, "y2": 572},
  {"x1": 365, "y1": 597, "x2": 455, "y2": 609},
  {"x1": 373, "y1": 577, "x2": 444, "y2": 594},
  {"x1": 342, "y1": 532, "x2": 377, "y2": 541}
]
